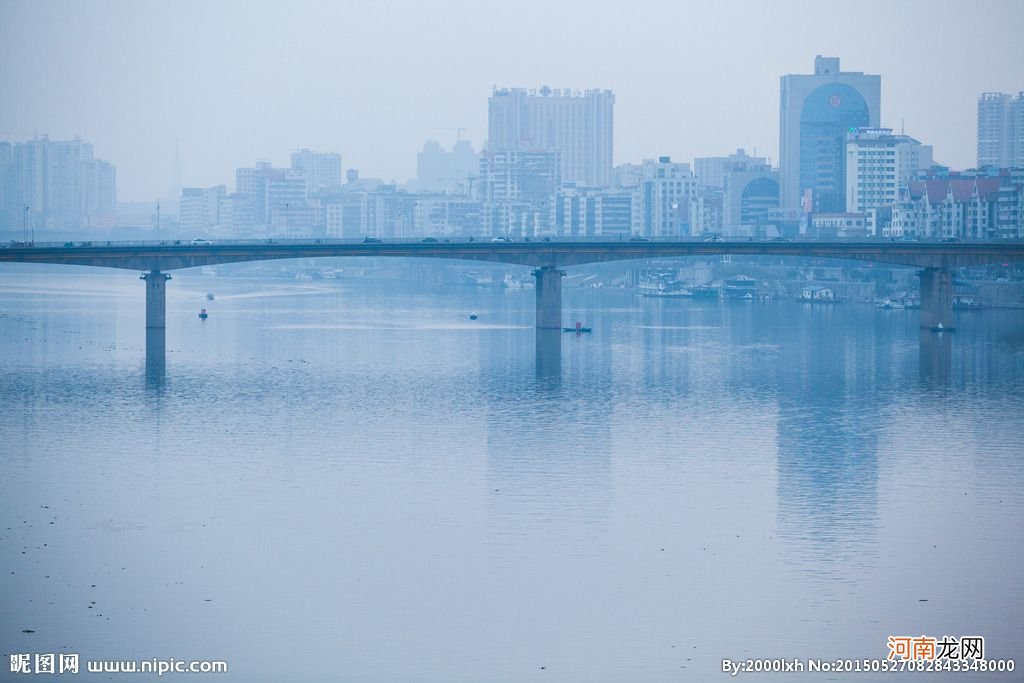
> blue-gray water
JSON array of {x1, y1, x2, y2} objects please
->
[{"x1": 1, "y1": 264, "x2": 1022, "y2": 682}]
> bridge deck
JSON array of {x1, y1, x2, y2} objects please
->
[{"x1": 2, "y1": 238, "x2": 1022, "y2": 271}]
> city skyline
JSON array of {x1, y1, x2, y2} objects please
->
[{"x1": 1, "y1": 0, "x2": 1022, "y2": 201}]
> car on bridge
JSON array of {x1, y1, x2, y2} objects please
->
[
  {"x1": 362, "y1": 237, "x2": 383, "y2": 243},
  {"x1": 190, "y1": 238, "x2": 213, "y2": 246},
  {"x1": 491, "y1": 236, "x2": 512, "y2": 243}
]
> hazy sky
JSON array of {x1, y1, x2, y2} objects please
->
[{"x1": 2, "y1": 0, "x2": 1022, "y2": 201}]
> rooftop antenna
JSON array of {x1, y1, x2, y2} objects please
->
[{"x1": 901, "y1": 118, "x2": 905, "y2": 135}]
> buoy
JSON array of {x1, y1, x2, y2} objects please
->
[{"x1": 199, "y1": 308, "x2": 208, "y2": 320}]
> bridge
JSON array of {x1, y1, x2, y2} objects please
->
[{"x1": 2, "y1": 238, "x2": 1023, "y2": 374}]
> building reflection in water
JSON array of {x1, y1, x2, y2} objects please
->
[{"x1": 773, "y1": 320, "x2": 885, "y2": 574}]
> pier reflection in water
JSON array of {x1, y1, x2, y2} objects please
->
[
  {"x1": 534, "y1": 328, "x2": 562, "y2": 379},
  {"x1": 919, "y1": 328, "x2": 952, "y2": 385},
  {"x1": 145, "y1": 327, "x2": 166, "y2": 384}
]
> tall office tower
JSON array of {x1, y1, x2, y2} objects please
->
[
  {"x1": 977, "y1": 92, "x2": 1022, "y2": 168},
  {"x1": 290, "y1": 149, "x2": 342, "y2": 195},
  {"x1": 488, "y1": 86, "x2": 614, "y2": 187},
  {"x1": 779, "y1": 56, "x2": 880, "y2": 212}
]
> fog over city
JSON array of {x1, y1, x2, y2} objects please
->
[
  {"x1": 2, "y1": 0, "x2": 1022, "y2": 201},
  {"x1": 4, "y1": 2, "x2": 1024, "y2": 681}
]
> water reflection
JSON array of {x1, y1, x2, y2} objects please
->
[
  {"x1": 918, "y1": 329, "x2": 952, "y2": 386},
  {"x1": 145, "y1": 327, "x2": 166, "y2": 385},
  {"x1": 774, "y1": 316, "x2": 882, "y2": 572},
  {"x1": 4, "y1": 268, "x2": 1024, "y2": 682},
  {"x1": 534, "y1": 328, "x2": 561, "y2": 380}
]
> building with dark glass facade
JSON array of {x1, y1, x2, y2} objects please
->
[{"x1": 779, "y1": 56, "x2": 880, "y2": 213}]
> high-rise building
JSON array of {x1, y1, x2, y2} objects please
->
[
  {"x1": 477, "y1": 149, "x2": 560, "y2": 237},
  {"x1": 633, "y1": 157, "x2": 697, "y2": 237},
  {"x1": 554, "y1": 186, "x2": 633, "y2": 237},
  {"x1": 694, "y1": 149, "x2": 770, "y2": 189},
  {"x1": 179, "y1": 186, "x2": 226, "y2": 234},
  {"x1": 0, "y1": 136, "x2": 117, "y2": 231},
  {"x1": 290, "y1": 149, "x2": 342, "y2": 195},
  {"x1": 779, "y1": 56, "x2": 881, "y2": 213},
  {"x1": 416, "y1": 139, "x2": 479, "y2": 194},
  {"x1": 722, "y1": 169, "x2": 780, "y2": 235},
  {"x1": 977, "y1": 92, "x2": 1023, "y2": 168},
  {"x1": 845, "y1": 128, "x2": 932, "y2": 215},
  {"x1": 488, "y1": 86, "x2": 614, "y2": 187}
]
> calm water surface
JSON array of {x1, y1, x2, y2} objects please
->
[{"x1": 1, "y1": 264, "x2": 1022, "y2": 681}]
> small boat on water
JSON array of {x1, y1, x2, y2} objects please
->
[
  {"x1": 198, "y1": 308, "x2": 209, "y2": 320},
  {"x1": 469, "y1": 313, "x2": 478, "y2": 320},
  {"x1": 931, "y1": 322, "x2": 954, "y2": 333},
  {"x1": 563, "y1": 322, "x2": 592, "y2": 333},
  {"x1": 206, "y1": 292, "x2": 215, "y2": 301}
]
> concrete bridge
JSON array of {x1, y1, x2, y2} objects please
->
[{"x1": 2, "y1": 238, "x2": 1023, "y2": 374}]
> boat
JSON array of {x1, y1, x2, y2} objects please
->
[
  {"x1": 640, "y1": 287, "x2": 693, "y2": 298},
  {"x1": 563, "y1": 322, "x2": 592, "y2": 333},
  {"x1": 469, "y1": 313, "x2": 478, "y2": 320},
  {"x1": 198, "y1": 308, "x2": 208, "y2": 320},
  {"x1": 206, "y1": 292, "x2": 215, "y2": 301},
  {"x1": 876, "y1": 299, "x2": 904, "y2": 310},
  {"x1": 690, "y1": 285, "x2": 719, "y2": 299},
  {"x1": 931, "y1": 322, "x2": 954, "y2": 333}
]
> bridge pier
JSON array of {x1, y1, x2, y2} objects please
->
[
  {"x1": 919, "y1": 267, "x2": 954, "y2": 330},
  {"x1": 142, "y1": 270, "x2": 171, "y2": 376},
  {"x1": 142, "y1": 270, "x2": 171, "y2": 329},
  {"x1": 534, "y1": 266, "x2": 564, "y2": 329}
]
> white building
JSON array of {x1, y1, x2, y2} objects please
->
[
  {"x1": 889, "y1": 174, "x2": 1021, "y2": 240},
  {"x1": 845, "y1": 128, "x2": 933, "y2": 218},
  {"x1": 809, "y1": 212, "x2": 869, "y2": 238},
  {"x1": 633, "y1": 157, "x2": 697, "y2": 237},
  {"x1": 179, "y1": 185, "x2": 226, "y2": 234},
  {"x1": 554, "y1": 186, "x2": 633, "y2": 237},
  {"x1": 488, "y1": 86, "x2": 614, "y2": 187}
]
